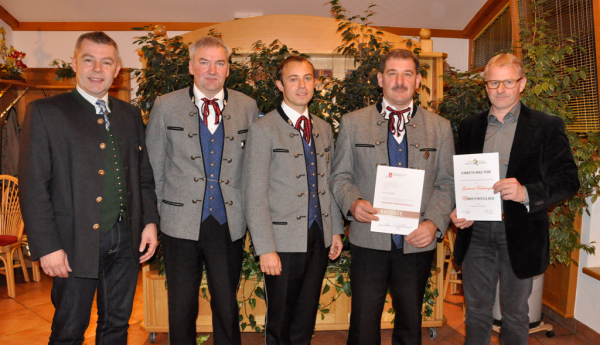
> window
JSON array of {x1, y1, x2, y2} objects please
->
[{"x1": 472, "y1": 5, "x2": 513, "y2": 69}]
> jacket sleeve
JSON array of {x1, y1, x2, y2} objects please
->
[
  {"x1": 18, "y1": 102, "x2": 63, "y2": 260},
  {"x1": 525, "y1": 116, "x2": 579, "y2": 213},
  {"x1": 145, "y1": 96, "x2": 167, "y2": 212},
  {"x1": 329, "y1": 130, "x2": 345, "y2": 236},
  {"x1": 423, "y1": 119, "x2": 456, "y2": 235},
  {"x1": 328, "y1": 116, "x2": 363, "y2": 217},
  {"x1": 242, "y1": 123, "x2": 277, "y2": 256},
  {"x1": 136, "y1": 107, "x2": 160, "y2": 227}
]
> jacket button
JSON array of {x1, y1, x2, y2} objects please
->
[
  {"x1": 225, "y1": 115, "x2": 231, "y2": 119},
  {"x1": 100, "y1": 143, "x2": 106, "y2": 149},
  {"x1": 190, "y1": 112, "x2": 196, "y2": 116},
  {"x1": 315, "y1": 133, "x2": 319, "y2": 137},
  {"x1": 191, "y1": 156, "x2": 196, "y2": 160},
  {"x1": 96, "y1": 197, "x2": 102, "y2": 203},
  {"x1": 97, "y1": 119, "x2": 104, "y2": 124},
  {"x1": 295, "y1": 153, "x2": 300, "y2": 158},
  {"x1": 93, "y1": 224, "x2": 100, "y2": 230},
  {"x1": 194, "y1": 177, "x2": 199, "y2": 182},
  {"x1": 227, "y1": 201, "x2": 233, "y2": 205},
  {"x1": 98, "y1": 170, "x2": 105, "y2": 175},
  {"x1": 296, "y1": 215, "x2": 302, "y2": 220},
  {"x1": 227, "y1": 158, "x2": 232, "y2": 163},
  {"x1": 324, "y1": 213, "x2": 329, "y2": 217},
  {"x1": 320, "y1": 172, "x2": 325, "y2": 177},
  {"x1": 192, "y1": 200, "x2": 197, "y2": 203},
  {"x1": 229, "y1": 136, "x2": 235, "y2": 141},
  {"x1": 296, "y1": 174, "x2": 301, "y2": 178},
  {"x1": 376, "y1": 140, "x2": 381, "y2": 145},
  {"x1": 188, "y1": 133, "x2": 193, "y2": 138},
  {"x1": 415, "y1": 143, "x2": 420, "y2": 148},
  {"x1": 377, "y1": 121, "x2": 382, "y2": 125},
  {"x1": 290, "y1": 133, "x2": 295, "y2": 138},
  {"x1": 225, "y1": 180, "x2": 229, "y2": 184},
  {"x1": 298, "y1": 193, "x2": 303, "y2": 197}
]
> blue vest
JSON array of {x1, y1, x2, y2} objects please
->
[
  {"x1": 302, "y1": 139, "x2": 323, "y2": 231},
  {"x1": 388, "y1": 132, "x2": 408, "y2": 249},
  {"x1": 199, "y1": 120, "x2": 227, "y2": 224}
]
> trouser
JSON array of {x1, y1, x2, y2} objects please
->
[
  {"x1": 263, "y1": 222, "x2": 329, "y2": 345},
  {"x1": 347, "y1": 243, "x2": 435, "y2": 345},
  {"x1": 462, "y1": 222, "x2": 533, "y2": 345},
  {"x1": 162, "y1": 216, "x2": 244, "y2": 345},
  {"x1": 49, "y1": 219, "x2": 137, "y2": 345}
]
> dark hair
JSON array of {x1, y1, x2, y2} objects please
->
[
  {"x1": 74, "y1": 32, "x2": 119, "y2": 59},
  {"x1": 379, "y1": 49, "x2": 419, "y2": 74},
  {"x1": 275, "y1": 56, "x2": 315, "y2": 83}
]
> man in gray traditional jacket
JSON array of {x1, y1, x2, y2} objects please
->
[
  {"x1": 329, "y1": 49, "x2": 455, "y2": 345},
  {"x1": 243, "y1": 56, "x2": 344, "y2": 344},
  {"x1": 146, "y1": 36, "x2": 259, "y2": 345}
]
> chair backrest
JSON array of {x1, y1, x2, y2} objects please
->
[{"x1": 0, "y1": 175, "x2": 24, "y2": 239}]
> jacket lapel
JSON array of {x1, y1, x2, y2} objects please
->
[
  {"x1": 406, "y1": 107, "x2": 425, "y2": 166},
  {"x1": 506, "y1": 103, "x2": 534, "y2": 178}
]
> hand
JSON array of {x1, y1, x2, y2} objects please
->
[
  {"x1": 450, "y1": 209, "x2": 474, "y2": 229},
  {"x1": 139, "y1": 223, "x2": 159, "y2": 263},
  {"x1": 406, "y1": 220, "x2": 437, "y2": 248},
  {"x1": 260, "y1": 252, "x2": 282, "y2": 276},
  {"x1": 40, "y1": 249, "x2": 72, "y2": 278},
  {"x1": 493, "y1": 178, "x2": 526, "y2": 202},
  {"x1": 329, "y1": 235, "x2": 343, "y2": 260},
  {"x1": 349, "y1": 199, "x2": 379, "y2": 223}
]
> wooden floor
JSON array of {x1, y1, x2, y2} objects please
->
[{"x1": 0, "y1": 267, "x2": 591, "y2": 344}]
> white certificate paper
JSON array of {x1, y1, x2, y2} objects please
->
[
  {"x1": 454, "y1": 153, "x2": 502, "y2": 221},
  {"x1": 370, "y1": 166, "x2": 425, "y2": 235}
]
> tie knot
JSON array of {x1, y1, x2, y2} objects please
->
[
  {"x1": 386, "y1": 106, "x2": 411, "y2": 117},
  {"x1": 96, "y1": 99, "x2": 108, "y2": 114},
  {"x1": 200, "y1": 98, "x2": 222, "y2": 126}
]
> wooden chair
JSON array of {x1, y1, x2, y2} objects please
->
[
  {"x1": 443, "y1": 226, "x2": 466, "y2": 316},
  {"x1": 0, "y1": 175, "x2": 30, "y2": 297}
]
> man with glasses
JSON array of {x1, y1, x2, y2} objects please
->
[{"x1": 450, "y1": 53, "x2": 579, "y2": 344}]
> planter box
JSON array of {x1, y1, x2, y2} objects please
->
[{"x1": 140, "y1": 242, "x2": 445, "y2": 335}]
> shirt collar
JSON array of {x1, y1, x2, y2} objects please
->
[
  {"x1": 76, "y1": 85, "x2": 110, "y2": 113},
  {"x1": 382, "y1": 98, "x2": 413, "y2": 121},
  {"x1": 281, "y1": 101, "x2": 309, "y2": 125},
  {"x1": 193, "y1": 85, "x2": 224, "y2": 109},
  {"x1": 488, "y1": 101, "x2": 521, "y2": 123}
]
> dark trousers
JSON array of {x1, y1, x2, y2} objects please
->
[
  {"x1": 347, "y1": 244, "x2": 435, "y2": 345},
  {"x1": 162, "y1": 216, "x2": 244, "y2": 345},
  {"x1": 462, "y1": 222, "x2": 533, "y2": 345},
  {"x1": 49, "y1": 219, "x2": 138, "y2": 345},
  {"x1": 264, "y1": 223, "x2": 329, "y2": 345}
]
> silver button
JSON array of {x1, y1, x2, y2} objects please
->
[{"x1": 192, "y1": 200, "x2": 197, "y2": 203}]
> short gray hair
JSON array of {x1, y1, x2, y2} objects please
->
[{"x1": 189, "y1": 36, "x2": 231, "y2": 61}]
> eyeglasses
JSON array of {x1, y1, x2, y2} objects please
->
[{"x1": 485, "y1": 78, "x2": 523, "y2": 89}]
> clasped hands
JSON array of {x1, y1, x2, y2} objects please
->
[{"x1": 349, "y1": 199, "x2": 437, "y2": 248}]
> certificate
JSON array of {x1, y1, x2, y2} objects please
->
[
  {"x1": 370, "y1": 165, "x2": 425, "y2": 235},
  {"x1": 453, "y1": 153, "x2": 502, "y2": 221}
]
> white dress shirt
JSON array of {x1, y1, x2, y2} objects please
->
[
  {"x1": 382, "y1": 98, "x2": 413, "y2": 144},
  {"x1": 281, "y1": 101, "x2": 311, "y2": 145}
]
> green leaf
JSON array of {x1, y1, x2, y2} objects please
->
[
  {"x1": 255, "y1": 287, "x2": 265, "y2": 299},
  {"x1": 322, "y1": 284, "x2": 331, "y2": 295}
]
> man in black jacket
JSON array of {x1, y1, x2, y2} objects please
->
[
  {"x1": 450, "y1": 53, "x2": 579, "y2": 345},
  {"x1": 19, "y1": 32, "x2": 159, "y2": 345}
]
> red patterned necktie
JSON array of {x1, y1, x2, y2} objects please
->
[
  {"x1": 201, "y1": 98, "x2": 222, "y2": 126},
  {"x1": 295, "y1": 116, "x2": 312, "y2": 144},
  {"x1": 387, "y1": 106, "x2": 411, "y2": 137}
]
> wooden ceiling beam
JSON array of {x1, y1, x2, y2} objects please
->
[
  {"x1": 13, "y1": 22, "x2": 217, "y2": 32},
  {"x1": 0, "y1": 5, "x2": 19, "y2": 29}
]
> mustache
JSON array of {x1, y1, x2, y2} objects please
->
[{"x1": 392, "y1": 85, "x2": 409, "y2": 92}]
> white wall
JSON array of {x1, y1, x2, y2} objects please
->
[
  {"x1": 0, "y1": 19, "x2": 14, "y2": 48},
  {"x1": 13, "y1": 30, "x2": 189, "y2": 69},
  {"x1": 432, "y1": 37, "x2": 470, "y2": 72},
  {"x1": 574, "y1": 196, "x2": 600, "y2": 333}
]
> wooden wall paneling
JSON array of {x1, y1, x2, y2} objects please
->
[
  {"x1": 594, "y1": 0, "x2": 600, "y2": 112},
  {"x1": 0, "y1": 5, "x2": 19, "y2": 29},
  {"x1": 542, "y1": 214, "x2": 582, "y2": 318},
  {"x1": 462, "y1": 0, "x2": 510, "y2": 38}
]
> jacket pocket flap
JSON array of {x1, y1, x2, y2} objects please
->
[
  {"x1": 355, "y1": 144, "x2": 375, "y2": 148},
  {"x1": 272, "y1": 222, "x2": 288, "y2": 225},
  {"x1": 167, "y1": 126, "x2": 184, "y2": 131},
  {"x1": 419, "y1": 148, "x2": 437, "y2": 151},
  {"x1": 238, "y1": 129, "x2": 248, "y2": 134},
  {"x1": 273, "y1": 149, "x2": 289, "y2": 153}
]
